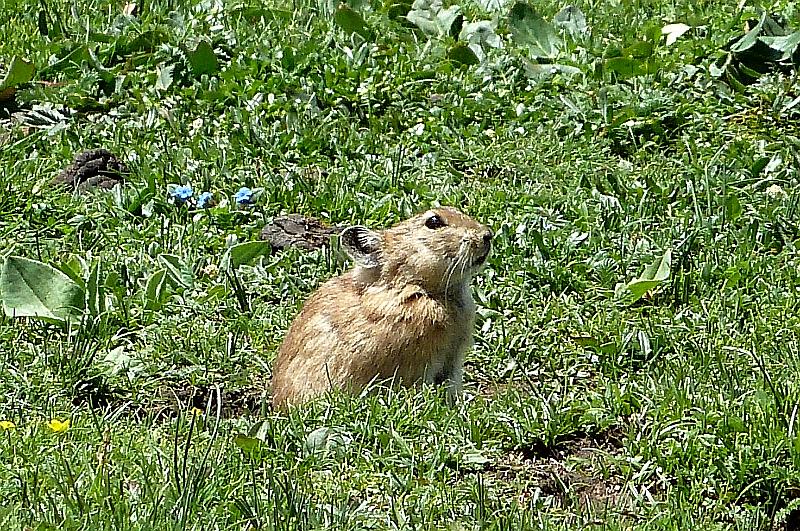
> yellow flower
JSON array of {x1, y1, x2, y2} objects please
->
[
  {"x1": 189, "y1": 407, "x2": 204, "y2": 417},
  {"x1": 47, "y1": 419, "x2": 70, "y2": 433},
  {"x1": 0, "y1": 420, "x2": 15, "y2": 430}
]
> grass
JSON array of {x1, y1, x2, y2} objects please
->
[{"x1": 2, "y1": 0, "x2": 800, "y2": 528}]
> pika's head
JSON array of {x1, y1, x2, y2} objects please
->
[{"x1": 340, "y1": 207, "x2": 492, "y2": 295}]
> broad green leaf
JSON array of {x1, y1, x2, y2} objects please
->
[
  {"x1": 104, "y1": 270, "x2": 125, "y2": 308},
  {"x1": 221, "y1": 241, "x2": 271, "y2": 271},
  {"x1": 661, "y1": 23, "x2": 691, "y2": 46},
  {"x1": 599, "y1": 342, "x2": 618, "y2": 355},
  {"x1": 305, "y1": 427, "x2": 351, "y2": 456},
  {"x1": 199, "y1": 284, "x2": 229, "y2": 302},
  {"x1": 247, "y1": 419, "x2": 274, "y2": 440},
  {"x1": 726, "y1": 65, "x2": 748, "y2": 92},
  {"x1": 760, "y1": 14, "x2": 789, "y2": 37},
  {"x1": 738, "y1": 61, "x2": 765, "y2": 80},
  {"x1": 642, "y1": 22, "x2": 663, "y2": 44},
  {"x1": 553, "y1": 5, "x2": 587, "y2": 37},
  {"x1": 605, "y1": 57, "x2": 645, "y2": 78},
  {"x1": 731, "y1": 11, "x2": 766, "y2": 53},
  {"x1": 572, "y1": 335, "x2": 599, "y2": 348},
  {"x1": 1, "y1": 256, "x2": 84, "y2": 322},
  {"x1": 604, "y1": 43, "x2": 623, "y2": 58},
  {"x1": 638, "y1": 250, "x2": 672, "y2": 283},
  {"x1": 722, "y1": 264, "x2": 743, "y2": 290},
  {"x1": 406, "y1": 10, "x2": 440, "y2": 36},
  {"x1": 86, "y1": 47, "x2": 114, "y2": 84},
  {"x1": 88, "y1": 31, "x2": 115, "y2": 44},
  {"x1": 0, "y1": 56, "x2": 35, "y2": 91},
  {"x1": 625, "y1": 41, "x2": 654, "y2": 59},
  {"x1": 437, "y1": 5, "x2": 462, "y2": 38},
  {"x1": 571, "y1": 337, "x2": 618, "y2": 355},
  {"x1": 57, "y1": 255, "x2": 88, "y2": 290},
  {"x1": 144, "y1": 269, "x2": 169, "y2": 311},
  {"x1": 725, "y1": 194, "x2": 742, "y2": 222},
  {"x1": 158, "y1": 254, "x2": 193, "y2": 289},
  {"x1": 186, "y1": 40, "x2": 218, "y2": 76},
  {"x1": 334, "y1": 4, "x2": 373, "y2": 40},
  {"x1": 448, "y1": 42, "x2": 480, "y2": 66},
  {"x1": 156, "y1": 64, "x2": 174, "y2": 91},
  {"x1": 235, "y1": 420, "x2": 275, "y2": 457},
  {"x1": 615, "y1": 249, "x2": 671, "y2": 304},
  {"x1": 529, "y1": 228, "x2": 549, "y2": 260},
  {"x1": 761, "y1": 31, "x2": 800, "y2": 61},
  {"x1": 460, "y1": 20, "x2": 502, "y2": 50},
  {"x1": 40, "y1": 45, "x2": 89, "y2": 78},
  {"x1": 87, "y1": 261, "x2": 106, "y2": 317},
  {"x1": 750, "y1": 156, "x2": 770, "y2": 177},
  {"x1": 508, "y1": 2, "x2": 560, "y2": 59},
  {"x1": 234, "y1": 434, "x2": 263, "y2": 455},
  {"x1": 405, "y1": 0, "x2": 460, "y2": 37}
]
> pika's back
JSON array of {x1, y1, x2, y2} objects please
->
[{"x1": 271, "y1": 207, "x2": 492, "y2": 409}]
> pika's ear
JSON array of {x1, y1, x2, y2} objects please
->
[{"x1": 340, "y1": 225, "x2": 382, "y2": 269}]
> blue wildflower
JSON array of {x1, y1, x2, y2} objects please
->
[
  {"x1": 197, "y1": 191, "x2": 214, "y2": 209},
  {"x1": 170, "y1": 184, "x2": 194, "y2": 204},
  {"x1": 234, "y1": 187, "x2": 254, "y2": 205}
]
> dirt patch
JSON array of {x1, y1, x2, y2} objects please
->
[
  {"x1": 260, "y1": 214, "x2": 339, "y2": 252},
  {"x1": 71, "y1": 376, "x2": 271, "y2": 421},
  {"x1": 149, "y1": 378, "x2": 271, "y2": 420},
  {"x1": 54, "y1": 148, "x2": 128, "y2": 191},
  {"x1": 477, "y1": 427, "x2": 631, "y2": 515},
  {"x1": 72, "y1": 374, "x2": 126, "y2": 409},
  {"x1": 491, "y1": 449, "x2": 625, "y2": 510},
  {"x1": 517, "y1": 428, "x2": 624, "y2": 460}
]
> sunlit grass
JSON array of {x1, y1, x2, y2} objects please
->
[{"x1": 2, "y1": 0, "x2": 800, "y2": 529}]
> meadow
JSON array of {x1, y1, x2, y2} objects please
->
[{"x1": 2, "y1": 0, "x2": 800, "y2": 528}]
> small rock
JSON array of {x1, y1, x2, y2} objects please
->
[
  {"x1": 54, "y1": 149, "x2": 128, "y2": 191},
  {"x1": 260, "y1": 214, "x2": 338, "y2": 252}
]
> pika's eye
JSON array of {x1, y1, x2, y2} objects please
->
[{"x1": 425, "y1": 215, "x2": 446, "y2": 229}]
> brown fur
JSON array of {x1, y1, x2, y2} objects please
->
[{"x1": 271, "y1": 207, "x2": 492, "y2": 409}]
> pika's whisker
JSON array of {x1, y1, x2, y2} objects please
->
[{"x1": 444, "y1": 256, "x2": 458, "y2": 296}]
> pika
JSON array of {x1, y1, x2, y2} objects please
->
[{"x1": 271, "y1": 207, "x2": 493, "y2": 409}]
